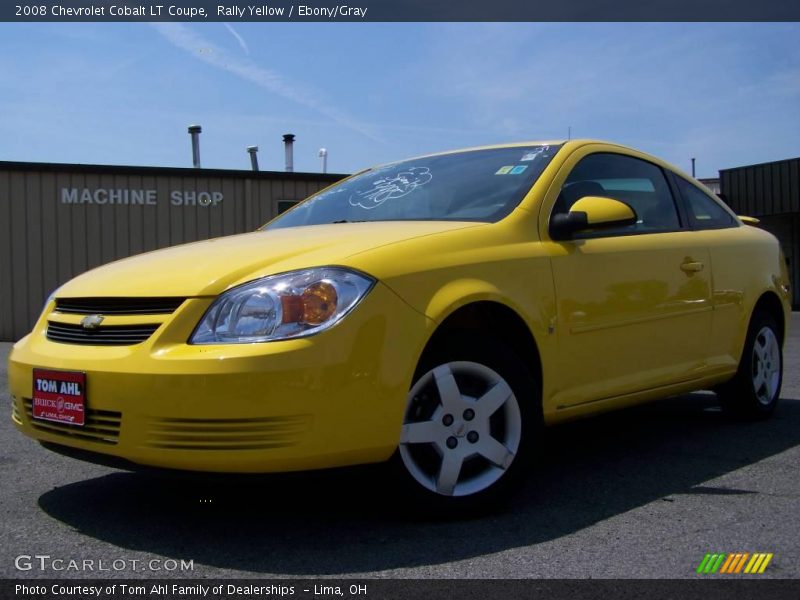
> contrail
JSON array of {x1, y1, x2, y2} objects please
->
[
  {"x1": 151, "y1": 23, "x2": 380, "y2": 141},
  {"x1": 223, "y1": 23, "x2": 249, "y2": 55}
]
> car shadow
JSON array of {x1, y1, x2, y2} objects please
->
[{"x1": 38, "y1": 393, "x2": 800, "y2": 575}]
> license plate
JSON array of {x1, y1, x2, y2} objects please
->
[{"x1": 32, "y1": 369, "x2": 86, "y2": 426}]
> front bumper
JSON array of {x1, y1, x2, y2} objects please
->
[{"x1": 9, "y1": 283, "x2": 432, "y2": 472}]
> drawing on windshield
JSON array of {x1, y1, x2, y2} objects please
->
[{"x1": 349, "y1": 167, "x2": 433, "y2": 209}]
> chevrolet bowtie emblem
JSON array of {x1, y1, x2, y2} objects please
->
[{"x1": 80, "y1": 314, "x2": 105, "y2": 330}]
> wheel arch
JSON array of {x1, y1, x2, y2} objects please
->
[
  {"x1": 752, "y1": 290, "x2": 786, "y2": 345},
  {"x1": 413, "y1": 300, "x2": 543, "y2": 395}
]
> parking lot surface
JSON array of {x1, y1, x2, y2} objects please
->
[{"x1": 1, "y1": 314, "x2": 799, "y2": 579}]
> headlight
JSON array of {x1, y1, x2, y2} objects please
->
[{"x1": 189, "y1": 267, "x2": 375, "y2": 344}]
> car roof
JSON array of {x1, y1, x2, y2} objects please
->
[{"x1": 369, "y1": 139, "x2": 653, "y2": 166}]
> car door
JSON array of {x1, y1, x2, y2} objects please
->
[
  {"x1": 671, "y1": 173, "x2": 746, "y2": 372},
  {"x1": 541, "y1": 148, "x2": 713, "y2": 409}
]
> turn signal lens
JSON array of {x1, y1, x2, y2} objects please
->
[
  {"x1": 281, "y1": 295, "x2": 304, "y2": 323},
  {"x1": 280, "y1": 282, "x2": 339, "y2": 324},
  {"x1": 301, "y1": 282, "x2": 338, "y2": 324}
]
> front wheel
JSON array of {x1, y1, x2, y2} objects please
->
[
  {"x1": 392, "y1": 337, "x2": 540, "y2": 513},
  {"x1": 718, "y1": 311, "x2": 783, "y2": 419}
]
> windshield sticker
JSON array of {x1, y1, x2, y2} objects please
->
[
  {"x1": 495, "y1": 166, "x2": 513, "y2": 175},
  {"x1": 349, "y1": 167, "x2": 433, "y2": 210},
  {"x1": 510, "y1": 165, "x2": 528, "y2": 175}
]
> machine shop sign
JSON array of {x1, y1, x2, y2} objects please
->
[{"x1": 60, "y1": 187, "x2": 224, "y2": 207}]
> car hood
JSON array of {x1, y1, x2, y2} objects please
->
[{"x1": 56, "y1": 221, "x2": 482, "y2": 298}]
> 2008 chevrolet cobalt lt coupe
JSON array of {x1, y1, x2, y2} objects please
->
[{"x1": 9, "y1": 140, "x2": 791, "y2": 509}]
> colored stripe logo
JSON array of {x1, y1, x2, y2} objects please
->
[{"x1": 696, "y1": 553, "x2": 773, "y2": 574}]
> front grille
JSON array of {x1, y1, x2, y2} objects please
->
[
  {"x1": 55, "y1": 297, "x2": 186, "y2": 315},
  {"x1": 47, "y1": 322, "x2": 159, "y2": 345},
  {"x1": 146, "y1": 415, "x2": 312, "y2": 450},
  {"x1": 23, "y1": 398, "x2": 121, "y2": 445}
]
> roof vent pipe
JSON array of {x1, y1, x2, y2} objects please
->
[
  {"x1": 188, "y1": 125, "x2": 202, "y2": 168},
  {"x1": 283, "y1": 133, "x2": 295, "y2": 173},
  {"x1": 247, "y1": 146, "x2": 259, "y2": 172},
  {"x1": 318, "y1": 148, "x2": 328, "y2": 173}
]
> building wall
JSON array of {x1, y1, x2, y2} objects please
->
[
  {"x1": 0, "y1": 162, "x2": 345, "y2": 341},
  {"x1": 698, "y1": 178, "x2": 720, "y2": 195},
  {"x1": 720, "y1": 159, "x2": 800, "y2": 216},
  {"x1": 720, "y1": 158, "x2": 800, "y2": 309}
]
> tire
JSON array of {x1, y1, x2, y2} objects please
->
[
  {"x1": 717, "y1": 310, "x2": 783, "y2": 419},
  {"x1": 390, "y1": 333, "x2": 541, "y2": 515}
]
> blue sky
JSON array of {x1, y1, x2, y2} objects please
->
[{"x1": 0, "y1": 22, "x2": 798, "y2": 177}]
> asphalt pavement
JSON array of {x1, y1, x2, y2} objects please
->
[{"x1": 1, "y1": 314, "x2": 799, "y2": 579}]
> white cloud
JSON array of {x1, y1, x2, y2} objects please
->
[{"x1": 419, "y1": 23, "x2": 800, "y2": 173}]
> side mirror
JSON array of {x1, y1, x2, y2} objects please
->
[{"x1": 550, "y1": 196, "x2": 637, "y2": 240}]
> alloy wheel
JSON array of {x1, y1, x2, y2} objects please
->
[
  {"x1": 752, "y1": 326, "x2": 781, "y2": 406},
  {"x1": 399, "y1": 361, "x2": 522, "y2": 497}
]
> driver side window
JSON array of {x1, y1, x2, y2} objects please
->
[{"x1": 552, "y1": 153, "x2": 681, "y2": 236}]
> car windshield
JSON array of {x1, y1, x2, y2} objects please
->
[{"x1": 265, "y1": 145, "x2": 562, "y2": 229}]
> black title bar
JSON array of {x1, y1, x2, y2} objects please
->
[
  {"x1": 4, "y1": 0, "x2": 800, "y2": 22},
  {"x1": 6, "y1": 579, "x2": 800, "y2": 600}
]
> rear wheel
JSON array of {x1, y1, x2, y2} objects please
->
[
  {"x1": 718, "y1": 311, "x2": 783, "y2": 419},
  {"x1": 393, "y1": 336, "x2": 540, "y2": 513}
]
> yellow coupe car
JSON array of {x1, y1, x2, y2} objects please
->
[{"x1": 8, "y1": 140, "x2": 791, "y2": 509}]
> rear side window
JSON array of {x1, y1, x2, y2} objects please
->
[
  {"x1": 553, "y1": 153, "x2": 681, "y2": 236},
  {"x1": 674, "y1": 176, "x2": 737, "y2": 230}
]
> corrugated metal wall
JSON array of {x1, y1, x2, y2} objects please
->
[
  {"x1": 720, "y1": 158, "x2": 800, "y2": 217},
  {"x1": 0, "y1": 162, "x2": 344, "y2": 341},
  {"x1": 720, "y1": 158, "x2": 800, "y2": 309}
]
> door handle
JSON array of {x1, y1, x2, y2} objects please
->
[{"x1": 680, "y1": 261, "x2": 704, "y2": 273}]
